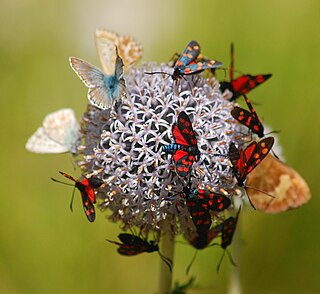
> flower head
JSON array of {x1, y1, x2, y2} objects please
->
[{"x1": 76, "y1": 63, "x2": 245, "y2": 240}]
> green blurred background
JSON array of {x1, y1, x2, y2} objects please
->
[{"x1": 1, "y1": 0, "x2": 319, "y2": 293}]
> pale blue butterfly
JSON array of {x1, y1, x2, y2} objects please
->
[
  {"x1": 25, "y1": 108, "x2": 80, "y2": 154},
  {"x1": 69, "y1": 47, "x2": 126, "y2": 110}
]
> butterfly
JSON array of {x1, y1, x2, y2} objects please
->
[
  {"x1": 171, "y1": 40, "x2": 223, "y2": 80},
  {"x1": 69, "y1": 46, "x2": 126, "y2": 110},
  {"x1": 246, "y1": 154, "x2": 311, "y2": 213},
  {"x1": 107, "y1": 233, "x2": 173, "y2": 271},
  {"x1": 95, "y1": 28, "x2": 142, "y2": 73},
  {"x1": 228, "y1": 137, "x2": 275, "y2": 187},
  {"x1": 220, "y1": 43, "x2": 272, "y2": 101},
  {"x1": 51, "y1": 172, "x2": 104, "y2": 222},
  {"x1": 163, "y1": 111, "x2": 200, "y2": 177},
  {"x1": 231, "y1": 94, "x2": 265, "y2": 138},
  {"x1": 25, "y1": 108, "x2": 80, "y2": 154}
]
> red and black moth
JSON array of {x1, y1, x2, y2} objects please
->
[
  {"x1": 183, "y1": 185, "x2": 231, "y2": 234},
  {"x1": 171, "y1": 40, "x2": 222, "y2": 80},
  {"x1": 228, "y1": 137, "x2": 275, "y2": 187},
  {"x1": 147, "y1": 40, "x2": 222, "y2": 80},
  {"x1": 107, "y1": 233, "x2": 173, "y2": 271},
  {"x1": 231, "y1": 94, "x2": 265, "y2": 138},
  {"x1": 163, "y1": 111, "x2": 200, "y2": 177},
  {"x1": 107, "y1": 233, "x2": 159, "y2": 255},
  {"x1": 51, "y1": 171, "x2": 104, "y2": 222},
  {"x1": 215, "y1": 208, "x2": 241, "y2": 273},
  {"x1": 220, "y1": 208, "x2": 241, "y2": 249},
  {"x1": 220, "y1": 43, "x2": 272, "y2": 101},
  {"x1": 188, "y1": 225, "x2": 221, "y2": 250}
]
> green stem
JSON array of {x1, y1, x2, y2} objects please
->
[
  {"x1": 227, "y1": 215, "x2": 242, "y2": 294},
  {"x1": 158, "y1": 222, "x2": 175, "y2": 294}
]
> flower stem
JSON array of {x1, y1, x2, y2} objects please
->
[
  {"x1": 227, "y1": 216, "x2": 242, "y2": 294},
  {"x1": 158, "y1": 222, "x2": 175, "y2": 294}
]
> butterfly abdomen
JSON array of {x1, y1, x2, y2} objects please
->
[
  {"x1": 104, "y1": 75, "x2": 119, "y2": 99},
  {"x1": 163, "y1": 144, "x2": 199, "y2": 155}
]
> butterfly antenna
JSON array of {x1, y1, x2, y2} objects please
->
[
  {"x1": 186, "y1": 250, "x2": 198, "y2": 276},
  {"x1": 245, "y1": 185, "x2": 275, "y2": 198},
  {"x1": 216, "y1": 250, "x2": 226, "y2": 274},
  {"x1": 144, "y1": 71, "x2": 171, "y2": 78},
  {"x1": 158, "y1": 251, "x2": 173, "y2": 272},
  {"x1": 230, "y1": 43, "x2": 234, "y2": 81},
  {"x1": 69, "y1": 187, "x2": 76, "y2": 212},
  {"x1": 51, "y1": 177, "x2": 74, "y2": 187}
]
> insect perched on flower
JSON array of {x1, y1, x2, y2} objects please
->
[
  {"x1": 228, "y1": 137, "x2": 274, "y2": 188},
  {"x1": 228, "y1": 137, "x2": 275, "y2": 209},
  {"x1": 107, "y1": 233, "x2": 172, "y2": 271},
  {"x1": 220, "y1": 43, "x2": 272, "y2": 101},
  {"x1": 231, "y1": 94, "x2": 265, "y2": 138},
  {"x1": 171, "y1": 40, "x2": 222, "y2": 80},
  {"x1": 69, "y1": 47, "x2": 126, "y2": 110},
  {"x1": 25, "y1": 108, "x2": 79, "y2": 154},
  {"x1": 95, "y1": 28, "x2": 142, "y2": 72},
  {"x1": 163, "y1": 111, "x2": 200, "y2": 177},
  {"x1": 147, "y1": 40, "x2": 222, "y2": 80},
  {"x1": 51, "y1": 172, "x2": 104, "y2": 222}
]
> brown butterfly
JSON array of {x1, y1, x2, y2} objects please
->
[{"x1": 246, "y1": 154, "x2": 311, "y2": 213}]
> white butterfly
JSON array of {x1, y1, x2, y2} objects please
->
[
  {"x1": 95, "y1": 28, "x2": 142, "y2": 74},
  {"x1": 69, "y1": 47, "x2": 126, "y2": 110},
  {"x1": 26, "y1": 108, "x2": 80, "y2": 154}
]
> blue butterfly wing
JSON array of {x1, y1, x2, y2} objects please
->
[{"x1": 70, "y1": 52, "x2": 125, "y2": 110}]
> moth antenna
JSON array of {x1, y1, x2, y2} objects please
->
[
  {"x1": 226, "y1": 249, "x2": 237, "y2": 267},
  {"x1": 51, "y1": 178, "x2": 74, "y2": 187},
  {"x1": 245, "y1": 185, "x2": 275, "y2": 198},
  {"x1": 186, "y1": 250, "x2": 198, "y2": 276},
  {"x1": 144, "y1": 71, "x2": 171, "y2": 77},
  {"x1": 216, "y1": 250, "x2": 225, "y2": 274},
  {"x1": 69, "y1": 187, "x2": 76, "y2": 212},
  {"x1": 158, "y1": 251, "x2": 173, "y2": 272}
]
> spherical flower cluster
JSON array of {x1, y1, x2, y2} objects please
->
[{"x1": 76, "y1": 62, "x2": 245, "y2": 240}]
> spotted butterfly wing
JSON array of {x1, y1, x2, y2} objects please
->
[
  {"x1": 95, "y1": 28, "x2": 142, "y2": 74},
  {"x1": 172, "y1": 40, "x2": 222, "y2": 80},
  {"x1": 231, "y1": 95, "x2": 265, "y2": 138},
  {"x1": 229, "y1": 137, "x2": 275, "y2": 187},
  {"x1": 170, "y1": 111, "x2": 200, "y2": 177},
  {"x1": 69, "y1": 47, "x2": 126, "y2": 110}
]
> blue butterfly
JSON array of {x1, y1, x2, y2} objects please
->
[{"x1": 69, "y1": 47, "x2": 126, "y2": 110}]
